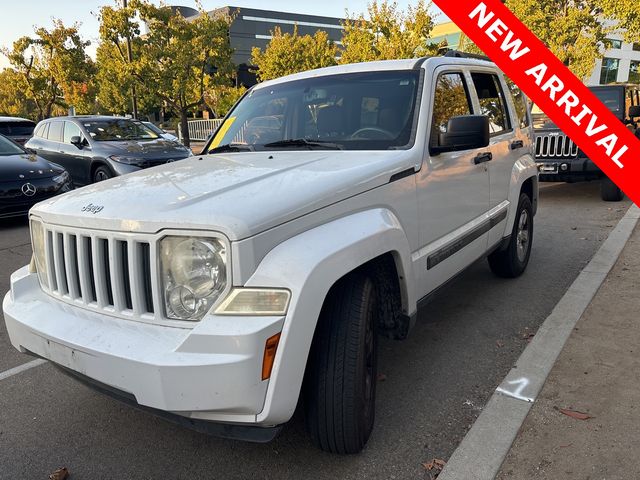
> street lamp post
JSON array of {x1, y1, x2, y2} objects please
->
[{"x1": 123, "y1": 0, "x2": 139, "y2": 119}]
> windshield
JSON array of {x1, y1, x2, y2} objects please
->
[
  {"x1": 82, "y1": 119, "x2": 159, "y2": 141},
  {"x1": 0, "y1": 134, "x2": 26, "y2": 155},
  {"x1": 0, "y1": 121, "x2": 35, "y2": 136},
  {"x1": 143, "y1": 122, "x2": 164, "y2": 135},
  {"x1": 533, "y1": 87, "x2": 621, "y2": 129},
  {"x1": 207, "y1": 70, "x2": 422, "y2": 152}
]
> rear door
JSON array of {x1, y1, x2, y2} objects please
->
[
  {"x1": 468, "y1": 70, "x2": 520, "y2": 248},
  {"x1": 415, "y1": 68, "x2": 491, "y2": 296},
  {"x1": 30, "y1": 121, "x2": 56, "y2": 161}
]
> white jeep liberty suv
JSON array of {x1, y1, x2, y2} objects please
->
[{"x1": 3, "y1": 52, "x2": 538, "y2": 454}]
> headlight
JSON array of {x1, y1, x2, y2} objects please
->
[
  {"x1": 109, "y1": 155, "x2": 144, "y2": 166},
  {"x1": 30, "y1": 219, "x2": 48, "y2": 289},
  {"x1": 52, "y1": 170, "x2": 70, "y2": 184},
  {"x1": 160, "y1": 236, "x2": 227, "y2": 321}
]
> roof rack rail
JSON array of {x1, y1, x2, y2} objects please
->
[{"x1": 443, "y1": 50, "x2": 491, "y2": 62}]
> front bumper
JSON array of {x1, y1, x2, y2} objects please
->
[
  {"x1": 536, "y1": 156, "x2": 602, "y2": 182},
  {"x1": 3, "y1": 266, "x2": 284, "y2": 426}
]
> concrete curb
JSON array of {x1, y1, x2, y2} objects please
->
[{"x1": 438, "y1": 203, "x2": 640, "y2": 480}]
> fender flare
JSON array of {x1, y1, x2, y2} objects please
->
[
  {"x1": 505, "y1": 153, "x2": 538, "y2": 235},
  {"x1": 245, "y1": 208, "x2": 415, "y2": 425}
]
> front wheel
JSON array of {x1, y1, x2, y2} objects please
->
[
  {"x1": 601, "y1": 177, "x2": 624, "y2": 202},
  {"x1": 303, "y1": 273, "x2": 378, "y2": 454},
  {"x1": 93, "y1": 165, "x2": 113, "y2": 183},
  {"x1": 488, "y1": 193, "x2": 533, "y2": 278}
]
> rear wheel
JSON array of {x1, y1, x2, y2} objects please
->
[
  {"x1": 303, "y1": 273, "x2": 378, "y2": 454},
  {"x1": 601, "y1": 177, "x2": 623, "y2": 202},
  {"x1": 488, "y1": 193, "x2": 533, "y2": 278},
  {"x1": 93, "y1": 166, "x2": 112, "y2": 183}
]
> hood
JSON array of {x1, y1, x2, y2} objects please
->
[
  {"x1": 31, "y1": 149, "x2": 415, "y2": 240},
  {"x1": 97, "y1": 137, "x2": 190, "y2": 160},
  {"x1": 0, "y1": 153, "x2": 63, "y2": 181}
]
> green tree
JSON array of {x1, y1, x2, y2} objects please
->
[
  {"x1": 204, "y1": 84, "x2": 246, "y2": 117},
  {"x1": 598, "y1": 2, "x2": 640, "y2": 43},
  {"x1": 95, "y1": 40, "x2": 156, "y2": 116},
  {"x1": 504, "y1": 0, "x2": 607, "y2": 80},
  {"x1": 340, "y1": 0, "x2": 438, "y2": 64},
  {"x1": 0, "y1": 68, "x2": 38, "y2": 118},
  {"x1": 98, "y1": 0, "x2": 234, "y2": 147},
  {"x1": 2, "y1": 20, "x2": 95, "y2": 119},
  {"x1": 251, "y1": 26, "x2": 338, "y2": 81}
]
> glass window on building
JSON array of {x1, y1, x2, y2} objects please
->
[
  {"x1": 604, "y1": 38, "x2": 622, "y2": 49},
  {"x1": 430, "y1": 32, "x2": 461, "y2": 51},
  {"x1": 629, "y1": 61, "x2": 640, "y2": 84},
  {"x1": 633, "y1": 43, "x2": 640, "y2": 52},
  {"x1": 600, "y1": 58, "x2": 620, "y2": 84}
]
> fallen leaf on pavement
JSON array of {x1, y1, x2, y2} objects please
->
[
  {"x1": 496, "y1": 340, "x2": 504, "y2": 348},
  {"x1": 49, "y1": 467, "x2": 69, "y2": 480},
  {"x1": 377, "y1": 373, "x2": 387, "y2": 382},
  {"x1": 422, "y1": 458, "x2": 446, "y2": 471},
  {"x1": 557, "y1": 407, "x2": 593, "y2": 420}
]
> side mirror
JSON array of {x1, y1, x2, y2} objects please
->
[
  {"x1": 628, "y1": 105, "x2": 640, "y2": 118},
  {"x1": 432, "y1": 115, "x2": 490, "y2": 154},
  {"x1": 70, "y1": 136, "x2": 83, "y2": 148}
]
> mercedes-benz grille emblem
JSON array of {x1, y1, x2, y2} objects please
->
[{"x1": 21, "y1": 183, "x2": 37, "y2": 197}]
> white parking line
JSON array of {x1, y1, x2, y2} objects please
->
[{"x1": 0, "y1": 359, "x2": 47, "y2": 382}]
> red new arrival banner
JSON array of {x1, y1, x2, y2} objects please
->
[{"x1": 433, "y1": 0, "x2": 639, "y2": 206}]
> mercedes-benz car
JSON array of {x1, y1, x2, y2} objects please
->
[
  {"x1": 26, "y1": 116, "x2": 192, "y2": 186},
  {"x1": 0, "y1": 133, "x2": 72, "y2": 219}
]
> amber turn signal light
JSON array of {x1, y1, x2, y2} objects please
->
[{"x1": 262, "y1": 333, "x2": 281, "y2": 381}]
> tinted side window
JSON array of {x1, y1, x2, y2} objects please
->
[
  {"x1": 34, "y1": 123, "x2": 45, "y2": 138},
  {"x1": 471, "y1": 73, "x2": 511, "y2": 135},
  {"x1": 430, "y1": 72, "x2": 473, "y2": 149},
  {"x1": 63, "y1": 121, "x2": 82, "y2": 144},
  {"x1": 48, "y1": 121, "x2": 63, "y2": 142},
  {"x1": 505, "y1": 78, "x2": 530, "y2": 128}
]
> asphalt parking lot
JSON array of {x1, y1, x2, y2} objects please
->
[{"x1": 0, "y1": 181, "x2": 632, "y2": 480}]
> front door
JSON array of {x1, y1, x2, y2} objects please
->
[
  {"x1": 61, "y1": 121, "x2": 92, "y2": 185},
  {"x1": 415, "y1": 68, "x2": 491, "y2": 297}
]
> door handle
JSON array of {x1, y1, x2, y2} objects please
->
[
  {"x1": 510, "y1": 140, "x2": 524, "y2": 150},
  {"x1": 474, "y1": 152, "x2": 493, "y2": 164}
]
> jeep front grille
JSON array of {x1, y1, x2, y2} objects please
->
[
  {"x1": 535, "y1": 133, "x2": 578, "y2": 158},
  {"x1": 40, "y1": 225, "x2": 158, "y2": 319}
]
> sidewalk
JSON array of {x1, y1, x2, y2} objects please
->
[{"x1": 496, "y1": 223, "x2": 640, "y2": 479}]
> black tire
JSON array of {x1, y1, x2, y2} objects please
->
[
  {"x1": 93, "y1": 165, "x2": 113, "y2": 183},
  {"x1": 601, "y1": 177, "x2": 624, "y2": 202},
  {"x1": 488, "y1": 193, "x2": 533, "y2": 278},
  {"x1": 303, "y1": 273, "x2": 378, "y2": 454}
]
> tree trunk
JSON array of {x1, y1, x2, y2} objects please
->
[{"x1": 180, "y1": 111, "x2": 190, "y2": 148}]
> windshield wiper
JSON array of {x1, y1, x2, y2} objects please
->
[
  {"x1": 263, "y1": 138, "x2": 343, "y2": 150},
  {"x1": 207, "y1": 143, "x2": 255, "y2": 154}
]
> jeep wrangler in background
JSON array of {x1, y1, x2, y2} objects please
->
[
  {"x1": 4, "y1": 52, "x2": 538, "y2": 454},
  {"x1": 534, "y1": 84, "x2": 638, "y2": 201}
]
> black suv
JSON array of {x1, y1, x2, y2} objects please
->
[
  {"x1": 0, "y1": 116, "x2": 36, "y2": 145},
  {"x1": 26, "y1": 116, "x2": 192, "y2": 186},
  {"x1": 533, "y1": 84, "x2": 638, "y2": 201}
]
